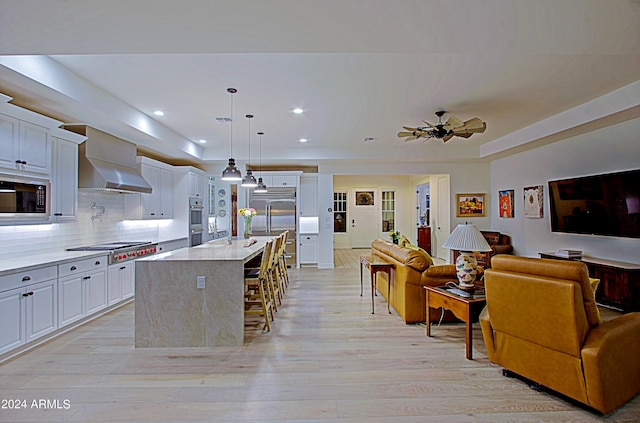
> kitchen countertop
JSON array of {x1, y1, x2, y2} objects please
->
[
  {"x1": 0, "y1": 250, "x2": 111, "y2": 276},
  {"x1": 136, "y1": 236, "x2": 272, "y2": 263}
]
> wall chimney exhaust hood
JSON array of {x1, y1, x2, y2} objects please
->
[{"x1": 65, "y1": 125, "x2": 152, "y2": 194}]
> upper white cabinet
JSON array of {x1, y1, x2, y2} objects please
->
[
  {"x1": 51, "y1": 129, "x2": 86, "y2": 221},
  {"x1": 0, "y1": 113, "x2": 52, "y2": 176},
  {"x1": 188, "y1": 170, "x2": 205, "y2": 198},
  {"x1": 258, "y1": 172, "x2": 301, "y2": 188},
  {"x1": 299, "y1": 174, "x2": 318, "y2": 216},
  {"x1": 124, "y1": 157, "x2": 174, "y2": 219}
]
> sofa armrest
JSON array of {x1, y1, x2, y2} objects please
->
[
  {"x1": 423, "y1": 264, "x2": 457, "y2": 277},
  {"x1": 581, "y1": 312, "x2": 640, "y2": 414}
]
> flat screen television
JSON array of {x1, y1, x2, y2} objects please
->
[{"x1": 548, "y1": 169, "x2": 640, "y2": 239}]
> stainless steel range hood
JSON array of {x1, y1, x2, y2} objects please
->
[{"x1": 65, "y1": 126, "x2": 152, "y2": 194}]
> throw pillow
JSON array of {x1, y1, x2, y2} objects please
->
[
  {"x1": 406, "y1": 244, "x2": 434, "y2": 267},
  {"x1": 398, "y1": 234, "x2": 411, "y2": 247},
  {"x1": 589, "y1": 277, "x2": 602, "y2": 324}
]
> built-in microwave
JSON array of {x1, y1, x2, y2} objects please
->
[{"x1": 0, "y1": 175, "x2": 50, "y2": 221}]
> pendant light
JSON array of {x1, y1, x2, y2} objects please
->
[
  {"x1": 221, "y1": 88, "x2": 242, "y2": 181},
  {"x1": 254, "y1": 131, "x2": 268, "y2": 193},
  {"x1": 241, "y1": 114, "x2": 258, "y2": 187}
]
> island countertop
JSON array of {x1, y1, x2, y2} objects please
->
[{"x1": 136, "y1": 236, "x2": 272, "y2": 263}]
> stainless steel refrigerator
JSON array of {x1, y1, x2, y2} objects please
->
[{"x1": 249, "y1": 187, "x2": 297, "y2": 266}]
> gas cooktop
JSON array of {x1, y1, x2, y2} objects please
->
[{"x1": 67, "y1": 241, "x2": 152, "y2": 251}]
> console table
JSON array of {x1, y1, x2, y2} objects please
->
[
  {"x1": 360, "y1": 255, "x2": 394, "y2": 314},
  {"x1": 539, "y1": 252, "x2": 640, "y2": 312}
]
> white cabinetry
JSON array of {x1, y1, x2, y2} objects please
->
[
  {"x1": 58, "y1": 256, "x2": 108, "y2": 327},
  {"x1": 124, "y1": 158, "x2": 174, "y2": 219},
  {"x1": 0, "y1": 113, "x2": 52, "y2": 176},
  {"x1": 188, "y1": 170, "x2": 205, "y2": 198},
  {"x1": 299, "y1": 174, "x2": 318, "y2": 216},
  {"x1": 107, "y1": 262, "x2": 134, "y2": 306},
  {"x1": 0, "y1": 265, "x2": 58, "y2": 356},
  {"x1": 272, "y1": 175, "x2": 298, "y2": 187},
  {"x1": 51, "y1": 130, "x2": 85, "y2": 221},
  {"x1": 299, "y1": 234, "x2": 319, "y2": 265}
]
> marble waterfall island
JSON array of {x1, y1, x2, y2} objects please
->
[{"x1": 134, "y1": 237, "x2": 269, "y2": 348}]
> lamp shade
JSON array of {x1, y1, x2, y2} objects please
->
[
  {"x1": 441, "y1": 223, "x2": 491, "y2": 252},
  {"x1": 241, "y1": 169, "x2": 258, "y2": 187},
  {"x1": 221, "y1": 158, "x2": 242, "y2": 181}
]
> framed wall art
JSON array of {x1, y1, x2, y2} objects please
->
[
  {"x1": 524, "y1": 185, "x2": 544, "y2": 218},
  {"x1": 456, "y1": 193, "x2": 486, "y2": 217},
  {"x1": 499, "y1": 189, "x2": 515, "y2": 218},
  {"x1": 355, "y1": 191, "x2": 375, "y2": 206}
]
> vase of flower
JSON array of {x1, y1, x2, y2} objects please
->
[
  {"x1": 239, "y1": 207, "x2": 257, "y2": 239},
  {"x1": 389, "y1": 230, "x2": 400, "y2": 244}
]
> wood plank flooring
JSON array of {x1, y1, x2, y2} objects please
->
[{"x1": 1, "y1": 250, "x2": 638, "y2": 422}]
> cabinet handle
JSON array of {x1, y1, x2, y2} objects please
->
[
  {"x1": 95, "y1": 261, "x2": 101, "y2": 265},
  {"x1": 120, "y1": 267, "x2": 126, "y2": 270},
  {"x1": 54, "y1": 213, "x2": 63, "y2": 216},
  {"x1": 22, "y1": 275, "x2": 31, "y2": 282},
  {"x1": 15, "y1": 159, "x2": 27, "y2": 165},
  {"x1": 70, "y1": 266, "x2": 77, "y2": 271},
  {"x1": 83, "y1": 276, "x2": 91, "y2": 280},
  {"x1": 22, "y1": 292, "x2": 34, "y2": 297}
]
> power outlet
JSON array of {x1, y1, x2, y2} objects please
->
[{"x1": 196, "y1": 276, "x2": 205, "y2": 289}]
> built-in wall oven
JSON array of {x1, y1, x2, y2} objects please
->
[{"x1": 189, "y1": 197, "x2": 204, "y2": 246}]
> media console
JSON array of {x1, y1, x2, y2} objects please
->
[{"x1": 540, "y1": 252, "x2": 640, "y2": 313}]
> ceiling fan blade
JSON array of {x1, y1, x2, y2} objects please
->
[
  {"x1": 403, "y1": 136, "x2": 420, "y2": 142},
  {"x1": 403, "y1": 126, "x2": 419, "y2": 131},
  {"x1": 422, "y1": 120, "x2": 437, "y2": 128},
  {"x1": 462, "y1": 118, "x2": 487, "y2": 132},
  {"x1": 398, "y1": 131, "x2": 417, "y2": 138},
  {"x1": 452, "y1": 132, "x2": 473, "y2": 138},
  {"x1": 442, "y1": 133, "x2": 455, "y2": 142},
  {"x1": 443, "y1": 115, "x2": 464, "y2": 130}
]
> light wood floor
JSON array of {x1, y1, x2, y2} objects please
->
[{"x1": 1, "y1": 251, "x2": 638, "y2": 422}]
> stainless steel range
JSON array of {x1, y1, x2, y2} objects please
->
[{"x1": 67, "y1": 241, "x2": 157, "y2": 264}]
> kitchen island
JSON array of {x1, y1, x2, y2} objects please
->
[{"x1": 134, "y1": 236, "x2": 270, "y2": 348}]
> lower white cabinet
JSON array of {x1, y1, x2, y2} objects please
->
[
  {"x1": 299, "y1": 234, "x2": 318, "y2": 264},
  {"x1": 107, "y1": 262, "x2": 134, "y2": 306},
  {"x1": 58, "y1": 257, "x2": 108, "y2": 327},
  {"x1": 0, "y1": 266, "x2": 58, "y2": 356}
]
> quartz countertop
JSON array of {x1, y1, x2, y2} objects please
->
[
  {"x1": 0, "y1": 250, "x2": 110, "y2": 276},
  {"x1": 136, "y1": 236, "x2": 272, "y2": 263}
]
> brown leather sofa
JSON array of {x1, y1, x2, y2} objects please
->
[
  {"x1": 453, "y1": 230, "x2": 513, "y2": 268},
  {"x1": 371, "y1": 239, "x2": 459, "y2": 324},
  {"x1": 480, "y1": 255, "x2": 640, "y2": 414}
]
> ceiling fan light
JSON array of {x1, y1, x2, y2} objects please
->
[
  {"x1": 221, "y1": 158, "x2": 242, "y2": 181},
  {"x1": 241, "y1": 170, "x2": 258, "y2": 187}
]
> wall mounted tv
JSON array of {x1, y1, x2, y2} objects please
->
[{"x1": 548, "y1": 169, "x2": 640, "y2": 239}]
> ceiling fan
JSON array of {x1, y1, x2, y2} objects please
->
[{"x1": 398, "y1": 111, "x2": 487, "y2": 142}]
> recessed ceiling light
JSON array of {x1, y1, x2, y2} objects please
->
[
  {"x1": 299, "y1": 138, "x2": 308, "y2": 143},
  {"x1": 293, "y1": 108, "x2": 304, "y2": 114},
  {"x1": 198, "y1": 139, "x2": 207, "y2": 144},
  {"x1": 153, "y1": 110, "x2": 165, "y2": 116}
]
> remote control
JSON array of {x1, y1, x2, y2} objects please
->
[{"x1": 447, "y1": 288, "x2": 471, "y2": 298}]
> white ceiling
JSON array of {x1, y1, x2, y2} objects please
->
[{"x1": 1, "y1": 0, "x2": 639, "y2": 167}]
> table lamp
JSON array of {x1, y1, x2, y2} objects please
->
[{"x1": 441, "y1": 223, "x2": 492, "y2": 293}]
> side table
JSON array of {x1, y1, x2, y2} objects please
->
[
  {"x1": 360, "y1": 255, "x2": 395, "y2": 314},
  {"x1": 425, "y1": 285, "x2": 486, "y2": 359}
]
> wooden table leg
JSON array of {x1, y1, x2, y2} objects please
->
[
  {"x1": 465, "y1": 304, "x2": 473, "y2": 360},
  {"x1": 370, "y1": 268, "x2": 375, "y2": 314},
  {"x1": 425, "y1": 289, "x2": 432, "y2": 337},
  {"x1": 360, "y1": 260, "x2": 364, "y2": 297},
  {"x1": 387, "y1": 269, "x2": 391, "y2": 314}
]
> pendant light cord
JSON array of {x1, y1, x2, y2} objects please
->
[{"x1": 229, "y1": 91, "x2": 234, "y2": 157}]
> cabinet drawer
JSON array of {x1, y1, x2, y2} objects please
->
[
  {"x1": 58, "y1": 256, "x2": 107, "y2": 278},
  {"x1": 0, "y1": 265, "x2": 57, "y2": 293}
]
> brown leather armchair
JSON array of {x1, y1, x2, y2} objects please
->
[{"x1": 480, "y1": 255, "x2": 640, "y2": 414}]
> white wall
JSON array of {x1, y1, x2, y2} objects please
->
[{"x1": 490, "y1": 117, "x2": 640, "y2": 263}]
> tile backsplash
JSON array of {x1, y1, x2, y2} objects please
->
[{"x1": 0, "y1": 190, "x2": 162, "y2": 259}]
